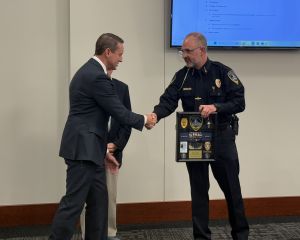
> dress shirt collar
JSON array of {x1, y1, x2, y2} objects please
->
[{"x1": 92, "y1": 56, "x2": 107, "y2": 75}]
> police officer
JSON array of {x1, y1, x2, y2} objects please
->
[{"x1": 152, "y1": 32, "x2": 249, "y2": 239}]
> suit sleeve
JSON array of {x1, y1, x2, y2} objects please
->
[
  {"x1": 113, "y1": 85, "x2": 132, "y2": 150},
  {"x1": 92, "y1": 75, "x2": 144, "y2": 131}
]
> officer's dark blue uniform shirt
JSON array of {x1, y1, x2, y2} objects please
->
[{"x1": 153, "y1": 59, "x2": 245, "y2": 125}]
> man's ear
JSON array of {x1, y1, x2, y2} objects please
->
[{"x1": 104, "y1": 48, "x2": 111, "y2": 57}]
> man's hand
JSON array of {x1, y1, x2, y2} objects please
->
[
  {"x1": 199, "y1": 105, "x2": 216, "y2": 118},
  {"x1": 105, "y1": 152, "x2": 119, "y2": 174},
  {"x1": 107, "y1": 143, "x2": 117, "y2": 153},
  {"x1": 145, "y1": 113, "x2": 157, "y2": 130}
]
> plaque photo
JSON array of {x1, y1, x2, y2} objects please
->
[{"x1": 176, "y1": 112, "x2": 217, "y2": 162}]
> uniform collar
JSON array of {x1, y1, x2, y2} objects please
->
[
  {"x1": 189, "y1": 59, "x2": 211, "y2": 76},
  {"x1": 202, "y1": 58, "x2": 211, "y2": 74}
]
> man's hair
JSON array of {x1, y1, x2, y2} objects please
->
[
  {"x1": 95, "y1": 33, "x2": 124, "y2": 55},
  {"x1": 185, "y1": 32, "x2": 207, "y2": 51}
]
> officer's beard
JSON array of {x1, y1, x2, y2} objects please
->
[
  {"x1": 185, "y1": 58, "x2": 202, "y2": 69},
  {"x1": 185, "y1": 62, "x2": 195, "y2": 68},
  {"x1": 184, "y1": 58, "x2": 195, "y2": 68}
]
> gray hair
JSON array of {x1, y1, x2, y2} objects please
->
[{"x1": 185, "y1": 32, "x2": 207, "y2": 51}]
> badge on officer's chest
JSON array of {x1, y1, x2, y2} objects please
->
[
  {"x1": 215, "y1": 79, "x2": 221, "y2": 88},
  {"x1": 228, "y1": 70, "x2": 239, "y2": 85}
]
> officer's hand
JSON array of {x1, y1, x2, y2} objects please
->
[
  {"x1": 145, "y1": 113, "x2": 157, "y2": 130},
  {"x1": 199, "y1": 105, "x2": 216, "y2": 118}
]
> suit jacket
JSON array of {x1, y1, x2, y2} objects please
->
[
  {"x1": 108, "y1": 78, "x2": 132, "y2": 167},
  {"x1": 59, "y1": 58, "x2": 144, "y2": 165}
]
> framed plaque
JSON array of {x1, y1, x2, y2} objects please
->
[{"x1": 176, "y1": 112, "x2": 217, "y2": 162}]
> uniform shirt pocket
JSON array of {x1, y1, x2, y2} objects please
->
[{"x1": 210, "y1": 88, "x2": 225, "y2": 103}]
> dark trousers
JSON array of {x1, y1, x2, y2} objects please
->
[
  {"x1": 49, "y1": 159, "x2": 108, "y2": 240},
  {"x1": 186, "y1": 127, "x2": 249, "y2": 240}
]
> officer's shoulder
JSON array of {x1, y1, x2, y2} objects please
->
[
  {"x1": 171, "y1": 66, "x2": 189, "y2": 83},
  {"x1": 210, "y1": 60, "x2": 231, "y2": 72},
  {"x1": 210, "y1": 60, "x2": 242, "y2": 85},
  {"x1": 173, "y1": 66, "x2": 187, "y2": 76}
]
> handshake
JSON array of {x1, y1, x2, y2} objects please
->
[{"x1": 145, "y1": 112, "x2": 157, "y2": 130}]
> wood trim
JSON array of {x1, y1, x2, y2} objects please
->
[
  {"x1": 244, "y1": 197, "x2": 300, "y2": 218},
  {"x1": 117, "y1": 197, "x2": 300, "y2": 224},
  {"x1": 0, "y1": 203, "x2": 57, "y2": 228},
  {"x1": 117, "y1": 201, "x2": 192, "y2": 224},
  {"x1": 0, "y1": 197, "x2": 299, "y2": 227}
]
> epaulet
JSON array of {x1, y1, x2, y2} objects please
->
[{"x1": 210, "y1": 60, "x2": 223, "y2": 68}]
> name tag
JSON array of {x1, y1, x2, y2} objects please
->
[{"x1": 183, "y1": 87, "x2": 192, "y2": 91}]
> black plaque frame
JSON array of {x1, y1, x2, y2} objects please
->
[{"x1": 176, "y1": 112, "x2": 217, "y2": 162}]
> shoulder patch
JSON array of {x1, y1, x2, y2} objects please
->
[{"x1": 227, "y1": 70, "x2": 239, "y2": 85}]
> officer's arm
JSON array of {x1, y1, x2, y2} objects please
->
[
  {"x1": 153, "y1": 75, "x2": 179, "y2": 121},
  {"x1": 214, "y1": 70, "x2": 245, "y2": 114}
]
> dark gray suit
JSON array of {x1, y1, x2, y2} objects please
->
[
  {"x1": 49, "y1": 58, "x2": 144, "y2": 240},
  {"x1": 108, "y1": 78, "x2": 132, "y2": 166}
]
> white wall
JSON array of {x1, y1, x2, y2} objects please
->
[
  {"x1": 70, "y1": 0, "x2": 166, "y2": 203},
  {"x1": 0, "y1": 0, "x2": 69, "y2": 205},
  {"x1": 0, "y1": 0, "x2": 299, "y2": 206}
]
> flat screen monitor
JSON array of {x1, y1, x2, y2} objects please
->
[{"x1": 170, "y1": 0, "x2": 300, "y2": 49}]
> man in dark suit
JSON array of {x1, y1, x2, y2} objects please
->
[
  {"x1": 80, "y1": 70, "x2": 132, "y2": 240},
  {"x1": 49, "y1": 33, "x2": 156, "y2": 240}
]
